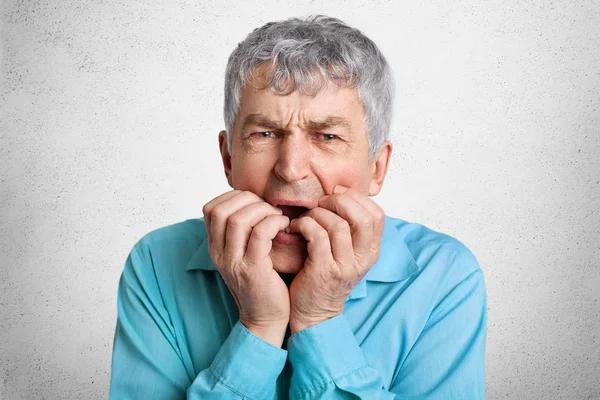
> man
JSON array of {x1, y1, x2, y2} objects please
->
[{"x1": 109, "y1": 15, "x2": 486, "y2": 399}]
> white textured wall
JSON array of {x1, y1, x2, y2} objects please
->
[{"x1": 1, "y1": 0, "x2": 598, "y2": 398}]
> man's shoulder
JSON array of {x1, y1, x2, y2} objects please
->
[
  {"x1": 385, "y1": 215, "x2": 482, "y2": 286},
  {"x1": 135, "y1": 218, "x2": 207, "y2": 247},
  {"x1": 127, "y1": 218, "x2": 208, "y2": 270}
]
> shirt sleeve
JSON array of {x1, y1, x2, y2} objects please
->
[
  {"x1": 286, "y1": 314, "x2": 395, "y2": 400},
  {"x1": 109, "y1": 243, "x2": 287, "y2": 400},
  {"x1": 391, "y1": 269, "x2": 487, "y2": 399},
  {"x1": 286, "y1": 269, "x2": 487, "y2": 399}
]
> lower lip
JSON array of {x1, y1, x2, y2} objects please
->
[{"x1": 274, "y1": 230, "x2": 305, "y2": 246}]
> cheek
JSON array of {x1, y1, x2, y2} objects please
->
[
  {"x1": 230, "y1": 154, "x2": 273, "y2": 192},
  {"x1": 313, "y1": 159, "x2": 371, "y2": 194}
]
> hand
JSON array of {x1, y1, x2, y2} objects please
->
[
  {"x1": 202, "y1": 190, "x2": 291, "y2": 347},
  {"x1": 288, "y1": 186, "x2": 385, "y2": 334}
]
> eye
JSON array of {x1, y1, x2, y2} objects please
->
[
  {"x1": 255, "y1": 131, "x2": 273, "y2": 137},
  {"x1": 320, "y1": 133, "x2": 338, "y2": 141},
  {"x1": 254, "y1": 131, "x2": 274, "y2": 138}
]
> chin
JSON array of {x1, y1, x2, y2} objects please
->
[{"x1": 269, "y1": 243, "x2": 307, "y2": 274}]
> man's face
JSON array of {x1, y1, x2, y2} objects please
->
[{"x1": 219, "y1": 64, "x2": 391, "y2": 274}]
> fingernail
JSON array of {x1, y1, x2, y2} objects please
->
[{"x1": 333, "y1": 185, "x2": 348, "y2": 194}]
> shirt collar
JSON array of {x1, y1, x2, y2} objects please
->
[{"x1": 186, "y1": 216, "x2": 419, "y2": 300}]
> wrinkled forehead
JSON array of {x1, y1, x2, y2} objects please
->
[{"x1": 236, "y1": 82, "x2": 365, "y2": 134}]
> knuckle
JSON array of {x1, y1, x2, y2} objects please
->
[
  {"x1": 332, "y1": 219, "x2": 350, "y2": 233},
  {"x1": 270, "y1": 203, "x2": 284, "y2": 214},
  {"x1": 202, "y1": 203, "x2": 210, "y2": 216},
  {"x1": 358, "y1": 215, "x2": 372, "y2": 228},
  {"x1": 240, "y1": 191, "x2": 260, "y2": 202},
  {"x1": 315, "y1": 229, "x2": 329, "y2": 242},
  {"x1": 211, "y1": 205, "x2": 228, "y2": 221},
  {"x1": 294, "y1": 215, "x2": 308, "y2": 224},
  {"x1": 260, "y1": 202, "x2": 279, "y2": 215},
  {"x1": 251, "y1": 225, "x2": 269, "y2": 241},
  {"x1": 330, "y1": 266, "x2": 345, "y2": 281},
  {"x1": 227, "y1": 214, "x2": 245, "y2": 229}
]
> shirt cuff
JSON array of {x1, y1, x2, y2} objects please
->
[
  {"x1": 210, "y1": 320, "x2": 288, "y2": 398},
  {"x1": 287, "y1": 314, "x2": 367, "y2": 392}
]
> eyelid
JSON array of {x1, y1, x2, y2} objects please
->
[
  {"x1": 252, "y1": 130, "x2": 275, "y2": 138},
  {"x1": 250, "y1": 131, "x2": 339, "y2": 141},
  {"x1": 316, "y1": 132, "x2": 338, "y2": 140}
]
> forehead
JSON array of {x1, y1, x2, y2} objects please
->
[{"x1": 236, "y1": 64, "x2": 365, "y2": 129}]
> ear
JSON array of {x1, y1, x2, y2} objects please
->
[
  {"x1": 218, "y1": 130, "x2": 233, "y2": 188},
  {"x1": 369, "y1": 140, "x2": 392, "y2": 196}
]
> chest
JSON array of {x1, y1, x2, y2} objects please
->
[{"x1": 168, "y1": 273, "x2": 428, "y2": 393}]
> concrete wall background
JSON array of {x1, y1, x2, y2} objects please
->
[{"x1": 1, "y1": 0, "x2": 598, "y2": 398}]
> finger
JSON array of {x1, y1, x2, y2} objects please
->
[
  {"x1": 244, "y1": 214, "x2": 290, "y2": 267},
  {"x1": 288, "y1": 216, "x2": 333, "y2": 268},
  {"x1": 208, "y1": 191, "x2": 264, "y2": 252},
  {"x1": 300, "y1": 207, "x2": 353, "y2": 264},
  {"x1": 202, "y1": 190, "x2": 241, "y2": 234},
  {"x1": 317, "y1": 191, "x2": 373, "y2": 265},
  {"x1": 333, "y1": 185, "x2": 385, "y2": 239},
  {"x1": 225, "y1": 202, "x2": 284, "y2": 261}
]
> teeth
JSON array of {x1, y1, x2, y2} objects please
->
[{"x1": 284, "y1": 227, "x2": 291, "y2": 233}]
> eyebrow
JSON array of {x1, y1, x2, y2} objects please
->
[{"x1": 240, "y1": 113, "x2": 352, "y2": 133}]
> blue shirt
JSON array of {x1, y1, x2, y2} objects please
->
[{"x1": 109, "y1": 216, "x2": 487, "y2": 399}]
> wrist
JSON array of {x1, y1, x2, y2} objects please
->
[
  {"x1": 289, "y1": 320, "x2": 312, "y2": 335},
  {"x1": 289, "y1": 312, "x2": 340, "y2": 334},
  {"x1": 241, "y1": 319, "x2": 289, "y2": 348}
]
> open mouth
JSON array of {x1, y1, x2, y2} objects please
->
[
  {"x1": 275, "y1": 205, "x2": 309, "y2": 240},
  {"x1": 277, "y1": 205, "x2": 309, "y2": 221},
  {"x1": 272, "y1": 200, "x2": 315, "y2": 245}
]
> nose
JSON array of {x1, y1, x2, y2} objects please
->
[{"x1": 274, "y1": 133, "x2": 311, "y2": 183}]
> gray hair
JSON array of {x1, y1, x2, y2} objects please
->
[{"x1": 223, "y1": 15, "x2": 394, "y2": 159}]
